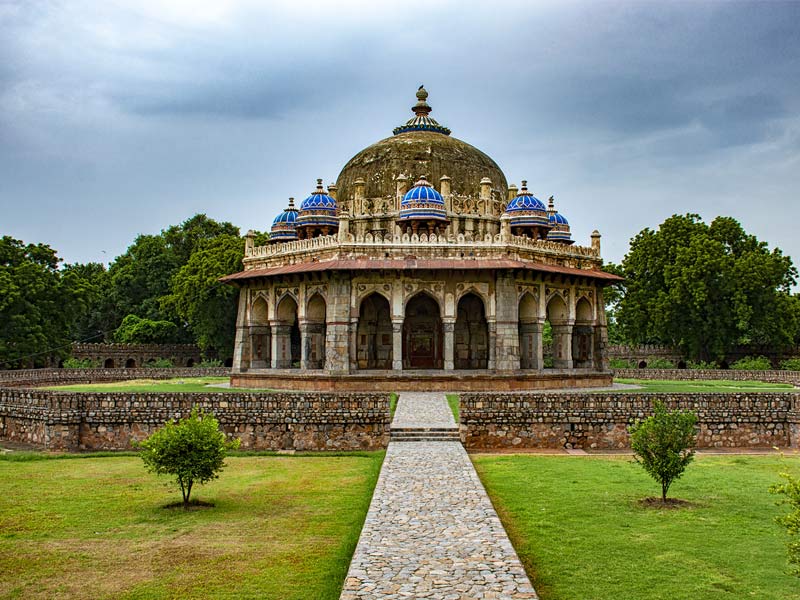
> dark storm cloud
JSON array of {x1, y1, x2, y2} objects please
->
[{"x1": 0, "y1": 0, "x2": 799, "y2": 276}]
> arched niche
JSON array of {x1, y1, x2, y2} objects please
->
[
  {"x1": 403, "y1": 292, "x2": 443, "y2": 369},
  {"x1": 249, "y1": 297, "x2": 271, "y2": 368},
  {"x1": 305, "y1": 293, "x2": 327, "y2": 369},
  {"x1": 546, "y1": 293, "x2": 570, "y2": 369},
  {"x1": 455, "y1": 293, "x2": 488, "y2": 369},
  {"x1": 275, "y1": 295, "x2": 300, "y2": 368},
  {"x1": 357, "y1": 293, "x2": 393, "y2": 369},
  {"x1": 572, "y1": 297, "x2": 594, "y2": 368},
  {"x1": 518, "y1": 292, "x2": 540, "y2": 370}
]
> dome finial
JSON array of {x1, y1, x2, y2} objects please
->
[
  {"x1": 393, "y1": 86, "x2": 451, "y2": 136},
  {"x1": 413, "y1": 85, "x2": 432, "y2": 117}
]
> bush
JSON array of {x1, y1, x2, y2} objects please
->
[
  {"x1": 136, "y1": 407, "x2": 240, "y2": 508},
  {"x1": 197, "y1": 358, "x2": 223, "y2": 368},
  {"x1": 770, "y1": 472, "x2": 800, "y2": 576},
  {"x1": 780, "y1": 359, "x2": 800, "y2": 371},
  {"x1": 144, "y1": 358, "x2": 175, "y2": 368},
  {"x1": 686, "y1": 360, "x2": 719, "y2": 370},
  {"x1": 609, "y1": 358, "x2": 633, "y2": 369},
  {"x1": 61, "y1": 357, "x2": 101, "y2": 369},
  {"x1": 730, "y1": 356, "x2": 772, "y2": 370},
  {"x1": 645, "y1": 358, "x2": 675, "y2": 369},
  {"x1": 629, "y1": 400, "x2": 698, "y2": 502}
]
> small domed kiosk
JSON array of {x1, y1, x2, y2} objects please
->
[{"x1": 223, "y1": 87, "x2": 622, "y2": 391}]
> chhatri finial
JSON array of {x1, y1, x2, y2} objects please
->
[
  {"x1": 315, "y1": 178, "x2": 324, "y2": 192},
  {"x1": 413, "y1": 85, "x2": 432, "y2": 116},
  {"x1": 548, "y1": 195, "x2": 555, "y2": 211}
]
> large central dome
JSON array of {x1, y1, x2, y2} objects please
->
[{"x1": 336, "y1": 88, "x2": 508, "y2": 205}]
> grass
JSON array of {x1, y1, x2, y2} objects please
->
[
  {"x1": 446, "y1": 393, "x2": 459, "y2": 422},
  {"x1": 0, "y1": 451, "x2": 384, "y2": 599},
  {"x1": 473, "y1": 453, "x2": 800, "y2": 600},
  {"x1": 41, "y1": 377, "x2": 276, "y2": 393},
  {"x1": 614, "y1": 378, "x2": 796, "y2": 393},
  {"x1": 389, "y1": 393, "x2": 398, "y2": 417}
]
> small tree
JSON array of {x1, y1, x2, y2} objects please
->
[
  {"x1": 629, "y1": 400, "x2": 697, "y2": 502},
  {"x1": 770, "y1": 472, "x2": 800, "y2": 576},
  {"x1": 137, "y1": 407, "x2": 239, "y2": 508}
]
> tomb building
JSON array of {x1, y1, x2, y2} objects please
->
[{"x1": 223, "y1": 87, "x2": 621, "y2": 390}]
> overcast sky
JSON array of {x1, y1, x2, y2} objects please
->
[{"x1": 2, "y1": 0, "x2": 799, "y2": 276}]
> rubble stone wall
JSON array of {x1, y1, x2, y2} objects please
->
[
  {"x1": 0, "y1": 388, "x2": 391, "y2": 451},
  {"x1": 613, "y1": 368, "x2": 800, "y2": 385},
  {"x1": 460, "y1": 392, "x2": 800, "y2": 450}
]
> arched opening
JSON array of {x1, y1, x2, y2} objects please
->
[
  {"x1": 677, "y1": 360, "x2": 687, "y2": 369},
  {"x1": 518, "y1": 292, "x2": 539, "y2": 370},
  {"x1": 249, "y1": 297, "x2": 271, "y2": 369},
  {"x1": 546, "y1": 294, "x2": 570, "y2": 369},
  {"x1": 224, "y1": 357, "x2": 233, "y2": 367},
  {"x1": 305, "y1": 294, "x2": 327, "y2": 369},
  {"x1": 572, "y1": 297, "x2": 594, "y2": 368},
  {"x1": 638, "y1": 360, "x2": 647, "y2": 369},
  {"x1": 403, "y1": 293, "x2": 443, "y2": 369},
  {"x1": 186, "y1": 358, "x2": 195, "y2": 367},
  {"x1": 275, "y1": 295, "x2": 301, "y2": 368},
  {"x1": 357, "y1": 293, "x2": 393, "y2": 369},
  {"x1": 125, "y1": 358, "x2": 136, "y2": 368},
  {"x1": 104, "y1": 358, "x2": 115, "y2": 368},
  {"x1": 455, "y1": 293, "x2": 488, "y2": 369},
  {"x1": 720, "y1": 360, "x2": 729, "y2": 370}
]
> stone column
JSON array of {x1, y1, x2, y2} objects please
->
[
  {"x1": 269, "y1": 320, "x2": 281, "y2": 369},
  {"x1": 487, "y1": 319, "x2": 497, "y2": 370},
  {"x1": 519, "y1": 320, "x2": 543, "y2": 370},
  {"x1": 231, "y1": 290, "x2": 250, "y2": 372},
  {"x1": 392, "y1": 319, "x2": 403, "y2": 371},
  {"x1": 594, "y1": 287, "x2": 610, "y2": 371},
  {"x1": 493, "y1": 272, "x2": 520, "y2": 371},
  {"x1": 272, "y1": 323, "x2": 292, "y2": 369},
  {"x1": 324, "y1": 273, "x2": 351, "y2": 373},
  {"x1": 443, "y1": 318, "x2": 455, "y2": 371},
  {"x1": 299, "y1": 321, "x2": 311, "y2": 370},
  {"x1": 552, "y1": 323, "x2": 574, "y2": 369}
]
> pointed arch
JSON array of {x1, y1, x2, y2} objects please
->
[
  {"x1": 304, "y1": 293, "x2": 327, "y2": 369},
  {"x1": 275, "y1": 295, "x2": 300, "y2": 368},
  {"x1": 518, "y1": 292, "x2": 540, "y2": 370},
  {"x1": 455, "y1": 292, "x2": 488, "y2": 369},
  {"x1": 403, "y1": 292, "x2": 443, "y2": 369},
  {"x1": 356, "y1": 292, "x2": 393, "y2": 369}
]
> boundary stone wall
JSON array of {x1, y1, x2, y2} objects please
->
[
  {"x1": 0, "y1": 368, "x2": 230, "y2": 388},
  {"x1": 614, "y1": 368, "x2": 800, "y2": 385},
  {"x1": 460, "y1": 392, "x2": 800, "y2": 450},
  {"x1": 0, "y1": 388, "x2": 390, "y2": 451},
  {"x1": 70, "y1": 343, "x2": 203, "y2": 368}
]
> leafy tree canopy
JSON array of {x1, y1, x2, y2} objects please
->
[
  {"x1": 617, "y1": 214, "x2": 798, "y2": 361},
  {"x1": 113, "y1": 314, "x2": 180, "y2": 344}
]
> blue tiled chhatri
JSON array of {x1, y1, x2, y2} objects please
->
[
  {"x1": 296, "y1": 179, "x2": 338, "y2": 229},
  {"x1": 546, "y1": 197, "x2": 573, "y2": 244},
  {"x1": 398, "y1": 176, "x2": 448, "y2": 222},
  {"x1": 270, "y1": 198, "x2": 299, "y2": 242},
  {"x1": 504, "y1": 180, "x2": 550, "y2": 229}
]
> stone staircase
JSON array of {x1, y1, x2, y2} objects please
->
[{"x1": 390, "y1": 427, "x2": 461, "y2": 442}]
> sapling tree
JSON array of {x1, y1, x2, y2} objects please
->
[
  {"x1": 137, "y1": 407, "x2": 239, "y2": 508},
  {"x1": 771, "y1": 472, "x2": 800, "y2": 576},
  {"x1": 629, "y1": 400, "x2": 697, "y2": 502}
]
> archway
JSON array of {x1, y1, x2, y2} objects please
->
[
  {"x1": 403, "y1": 293, "x2": 443, "y2": 369},
  {"x1": 455, "y1": 293, "x2": 488, "y2": 369},
  {"x1": 305, "y1": 294, "x2": 327, "y2": 369},
  {"x1": 572, "y1": 297, "x2": 594, "y2": 368},
  {"x1": 186, "y1": 358, "x2": 194, "y2": 367},
  {"x1": 249, "y1": 297, "x2": 271, "y2": 368},
  {"x1": 546, "y1": 294, "x2": 570, "y2": 369},
  {"x1": 275, "y1": 295, "x2": 301, "y2": 368},
  {"x1": 104, "y1": 358, "x2": 115, "y2": 368},
  {"x1": 518, "y1": 292, "x2": 539, "y2": 369},
  {"x1": 356, "y1": 293, "x2": 393, "y2": 369},
  {"x1": 125, "y1": 358, "x2": 136, "y2": 368}
]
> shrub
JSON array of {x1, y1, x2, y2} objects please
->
[
  {"x1": 144, "y1": 358, "x2": 175, "y2": 368},
  {"x1": 62, "y1": 357, "x2": 101, "y2": 369},
  {"x1": 780, "y1": 359, "x2": 800, "y2": 371},
  {"x1": 645, "y1": 358, "x2": 675, "y2": 369},
  {"x1": 770, "y1": 472, "x2": 800, "y2": 576},
  {"x1": 730, "y1": 356, "x2": 772, "y2": 370},
  {"x1": 136, "y1": 407, "x2": 240, "y2": 508},
  {"x1": 197, "y1": 358, "x2": 223, "y2": 368},
  {"x1": 609, "y1": 358, "x2": 633, "y2": 369},
  {"x1": 629, "y1": 400, "x2": 698, "y2": 502},
  {"x1": 686, "y1": 360, "x2": 719, "y2": 370}
]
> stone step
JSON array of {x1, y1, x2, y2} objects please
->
[
  {"x1": 391, "y1": 436, "x2": 462, "y2": 442},
  {"x1": 391, "y1": 429, "x2": 461, "y2": 442}
]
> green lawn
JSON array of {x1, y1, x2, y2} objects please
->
[
  {"x1": 446, "y1": 393, "x2": 459, "y2": 422},
  {"x1": 0, "y1": 452, "x2": 384, "y2": 599},
  {"x1": 614, "y1": 378, "x2": 796, "y2": 393},
  {"x1": 42, "y1": 377, "x2": 275, "y2": 393},
  {"x1": 473, "y1": 453, "x2": 800, "y2": 600}
]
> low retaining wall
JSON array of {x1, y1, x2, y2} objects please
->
[
  {"x1": 613, "y1": 368, "x2": 800, "y2": 385},
  {"x1": 0, "y1": 388, "x2": 391, "y2": 451},
  {"x1": 0, "y1": 367, "x2": 230, "y2": 388},
  {"x1": 460, "y1": 392, "x2": 800, "y2": 450}
]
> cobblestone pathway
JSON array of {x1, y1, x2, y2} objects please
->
[{"x1": 340, "y1": 392, "x2": 537, "y2": 600}]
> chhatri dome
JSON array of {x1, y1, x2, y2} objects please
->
[{"x1": 229, "y1": 86, "x2": 621, "y2": 392}]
